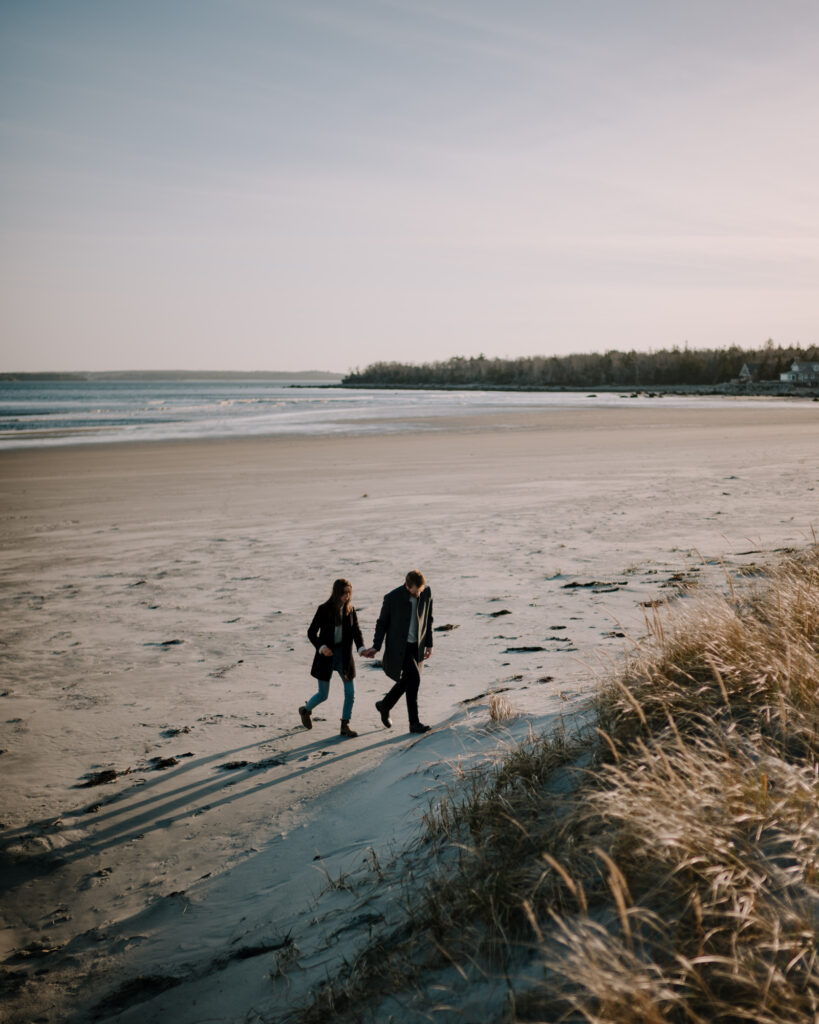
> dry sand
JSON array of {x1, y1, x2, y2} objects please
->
[{"x1": 1, "y1": 403, "x2": 818, "y2": 1022}]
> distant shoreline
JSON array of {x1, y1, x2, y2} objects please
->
[
  {"x1": 334, "y1": 380, "x2": 819, "y2": 399},
  {"x1": 0, "y1": 370, "x2": 342, "y2": 382},
  {"x1": 3, "y1": 373, "x2": 815, "y2": 399}
]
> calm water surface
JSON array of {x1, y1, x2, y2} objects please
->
[{"x1": 0, "y1": 379, "x2": 798, "y2": 449}]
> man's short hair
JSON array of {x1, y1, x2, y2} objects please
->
[{"x1": 405, "y1": 569, "x2": 426, "y2": 590}]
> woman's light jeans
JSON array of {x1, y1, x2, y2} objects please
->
[{"x1": 305, "y1": 646, "x2": 355, "y2": 720}]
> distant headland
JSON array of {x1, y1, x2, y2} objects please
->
[
  {"x1": 341, "y1": 342, "x2": 819, "y2": 396},
  {"x1": 0, "y1": 370, "x2": 342, "y2": 382}
]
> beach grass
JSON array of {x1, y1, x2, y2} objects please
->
[{"x1": 289, "y1": 545, "x2": 819, "y2": 1022}]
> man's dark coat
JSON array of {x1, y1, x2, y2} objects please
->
[
  {"x1": 307, "y1": 601, "x2": 364, "y2": 682},
  {"x1": 372, "y1": 585, "x2": 434, "y2": 682}
]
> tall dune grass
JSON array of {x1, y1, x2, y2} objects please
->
[{"x1": 290, "y1": 548, "x2": 819, "y2": 1023}]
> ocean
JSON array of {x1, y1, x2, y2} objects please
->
[{"x1": 0, "y1": 378, "x2": 793, "y2": 449}]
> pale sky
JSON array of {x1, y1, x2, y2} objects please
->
[{"x1": 2, "y1": 1, "x2": 818, "y2": 373}]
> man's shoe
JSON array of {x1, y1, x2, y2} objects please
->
[
  {"x1": 340, "y1": 719, "x2": 358, "y2": 738},
  {"x1": 299, "y1": 706, "x2": 312, "y2": 730},
  {"x1": 409, "y1": 723, "x2": 431, "y2": 734},
  {"x1": 375, "y1": 700, "x2": 392, "y2": 728}
]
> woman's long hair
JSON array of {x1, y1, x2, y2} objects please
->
[{"x1": 329, "y1": 578, "x2": 353, "y2": 619}]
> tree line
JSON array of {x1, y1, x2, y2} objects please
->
[{"x1": 342, "y1": 342, "x2": 818, "y2": 389}]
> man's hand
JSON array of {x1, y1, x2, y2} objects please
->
[
  {"x1": 423, "y1": 647, "x2": 432, "y2": 660},
  {"x1": 360, "y1": 648, "x2": 377, "y2": 659},
  {"x1": 319, "y1": 645, "x2": 333, "y2": 657}
]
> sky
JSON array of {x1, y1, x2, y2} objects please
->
[{"x1": 1, "y1": 1, "x2": 818, "y2": 373}]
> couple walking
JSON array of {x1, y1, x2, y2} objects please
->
[{"x1": 298, "y1": 570, "x2": 433, "y2": 738}]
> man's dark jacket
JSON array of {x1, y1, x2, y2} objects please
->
[
  {"x1": 372, "y1": 585, "x2": 434, "y2": 682},
  {"x1": 307, "y1": 601, "x2": 364, "y2": 682}
]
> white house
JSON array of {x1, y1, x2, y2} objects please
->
[{"x1": 780, "y1": 360, "x2": 819, "y2": 385}]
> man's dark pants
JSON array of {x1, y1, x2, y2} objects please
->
[{"x1": 382, "y1": 643, "x2": 421, "y2": 727}]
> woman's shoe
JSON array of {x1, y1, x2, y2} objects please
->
[
  {"x1": 409, "y1": 722, "x2": 431, "y2": 734},
  {"x1": 299, "y1": 706, "x2": 312, "y2": 729},
  {"x1": 340, "y1": 719, "x2": 358, "y2": 738}
]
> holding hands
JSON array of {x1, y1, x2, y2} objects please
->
[{"x1": 359, "y1": 647, "x2": 430, "y2": 660}]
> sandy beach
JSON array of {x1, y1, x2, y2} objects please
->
[{"x1": 1, "y1": 403, "x2": 818, "y2": 1022}]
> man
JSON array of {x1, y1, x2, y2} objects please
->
[{"x1": 361, "y1": 569, "x2": 433, "y2": 734}]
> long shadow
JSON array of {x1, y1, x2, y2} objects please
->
[
  {"x1": 77, "y1": 719, "x2": 387, "y2": 829},
  {"x1": 3, "y1": 728, "x2": 412, "y2": 885},
  {"x1": 0, "y1": 732, "x2": 289, "y2": 848},
  {"x1": 68, "y1": 729, "x2": 307, "y2": 828},
  {"x1": 0, "y1": 723, "x2": 317, "y2": 847}
]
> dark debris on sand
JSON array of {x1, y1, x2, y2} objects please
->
[{"x1": 76, "y1": 769, "x2": 120, "y2": 788}]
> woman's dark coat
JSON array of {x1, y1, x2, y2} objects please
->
[{"x1": 307, "y1": 600, "x2": 364, "y2": 682}]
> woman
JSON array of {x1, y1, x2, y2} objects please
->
[{"x1": 300, "y1": 578, "x2": 365, "y2": 738}]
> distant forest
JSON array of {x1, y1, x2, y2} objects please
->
[{"x1": 343, "y1": 342, "x2": 818, "y2": 389}]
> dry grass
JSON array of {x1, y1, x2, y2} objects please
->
[
  {"x1": 286, "y1": 547, "x2": 819, "y2": 1023},
  {"x1": 489, "y1": 691, "x2": 515, "y2": 723}
]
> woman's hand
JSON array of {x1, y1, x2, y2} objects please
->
[{"x1": 319, "y1": 645, "x2": 333, "y2": 657}]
